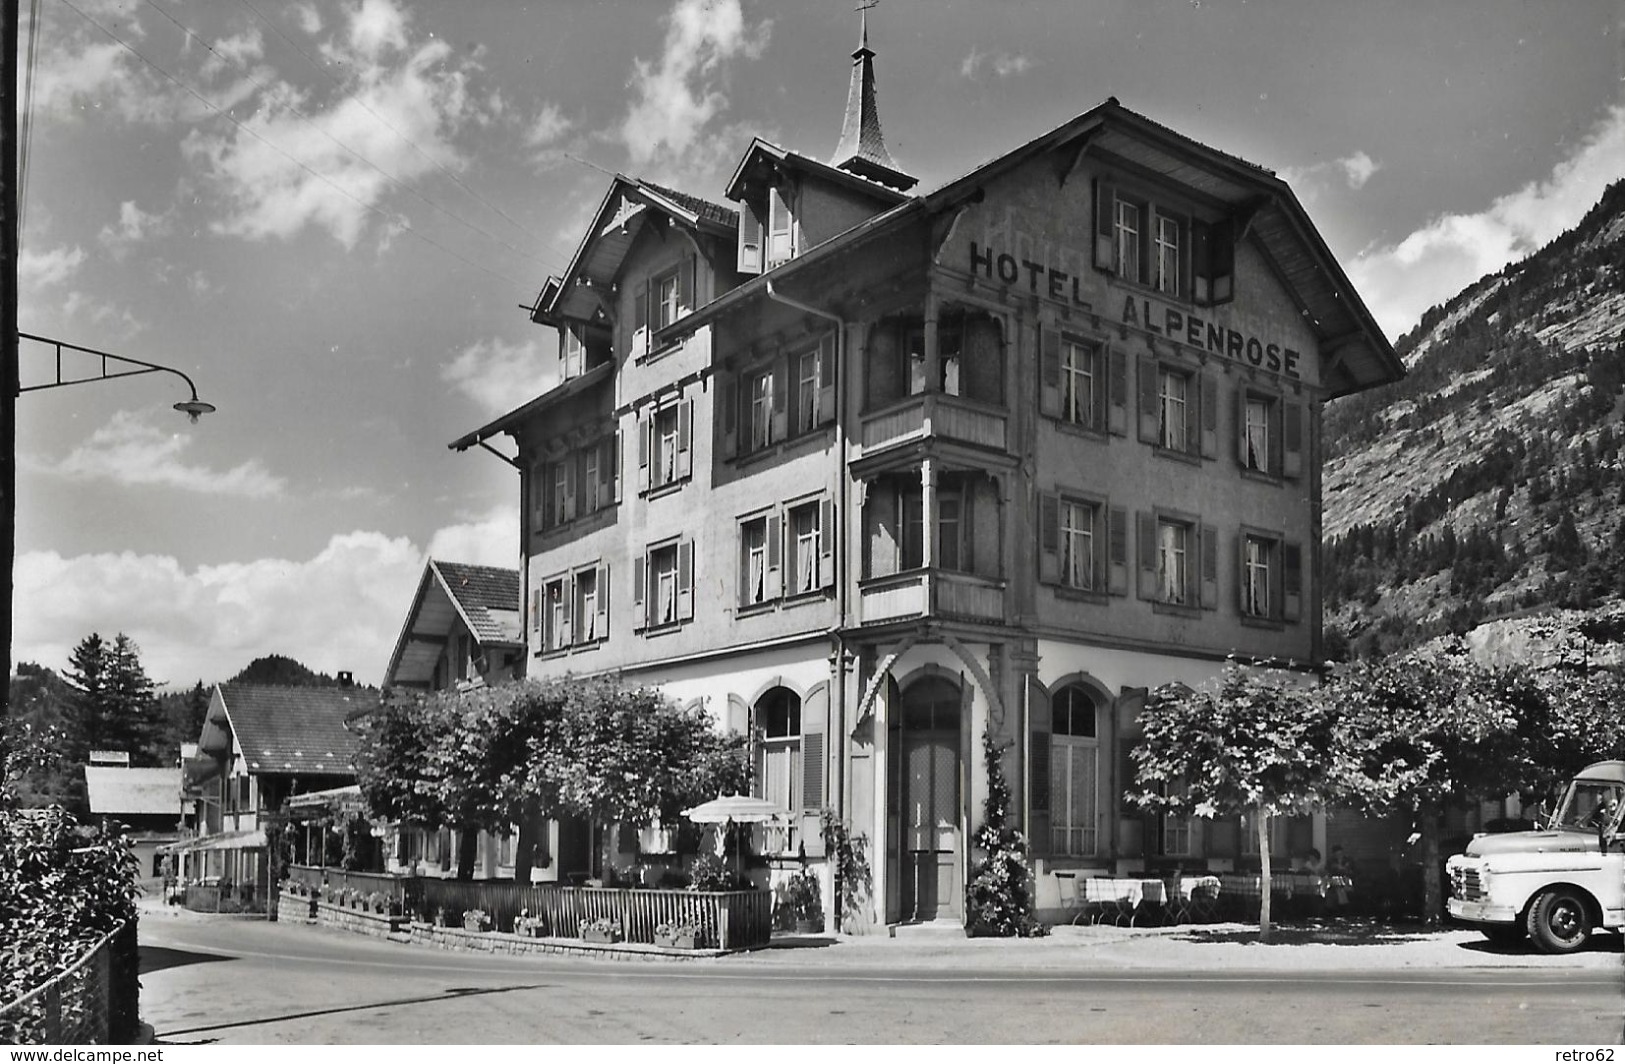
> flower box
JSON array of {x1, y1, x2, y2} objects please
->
[
  {"x1": 582, "y1": 926, "x2": 622, "y2": 945},
  {"x1": 654, "y1": 931, "x2": 696, "y2": 950}
]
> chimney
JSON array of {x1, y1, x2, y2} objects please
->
[{"x1": 338, "y1": 671, "x2": 354, "y2": 688}]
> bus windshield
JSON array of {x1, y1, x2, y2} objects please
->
[{"x1": 1552, "y1": 780, "x2": 1625, "y2": 832}]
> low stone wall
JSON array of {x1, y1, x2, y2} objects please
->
[
  {"x1": 407, "y1": 922, "x2": 725, "y2": 961},
  {"x1": 314, "y1": 899, "x2": 407, "y2": 938},
  {"x1": 276, "y1": 888, "x2": 317, "y2": 924}
]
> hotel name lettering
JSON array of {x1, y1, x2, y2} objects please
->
[{"x1": 968, "y1": 241, "x2": 1302, "y2": 379}]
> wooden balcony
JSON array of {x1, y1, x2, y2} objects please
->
[
  {"x1": 858, "y1": 569, "x2": 1006, "y2": 625},
  {"x1": 858, "y1": 393, "x2": 1008, "y2": 459}
]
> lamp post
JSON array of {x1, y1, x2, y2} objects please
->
[{"x1": 17, "y1": 332, "x2": 217, "y2": 421}]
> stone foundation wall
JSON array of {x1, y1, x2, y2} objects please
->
[
  {"x1": 314, "y1": 899, "x2": 407, "y2": 938},
  {"x1": 275, "y1": 888, "x2": 317, "y2": 923},
  {"x1": 407, "y1": 923, "x2": 724, "y2": 961}
]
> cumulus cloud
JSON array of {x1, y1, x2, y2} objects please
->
[
  {"x1": 36, "y1": 410, "x2": 286, "y2": 498},
  {"x1": 99, "y1": 201, "x2": 172, "y2": 255},
  {"x1": 1347, "y1": 103, "x2": 1625, "y2": 340},
  {"x1": 1280, "y1": 150, "x2": 1383, "y2": 197},
  {"x1": 441, "y1": 337, "x2": 555, "y2": 415},
  {"x1": 13, "y1": 531, "x2": 428, "y2": 686},
  {"x1": 19, "y1": 244, "x2": 86, "y2": 289},
  {"x1": 32, "y1": 38, "x2": 177, "y2": 125},
  {"x1": 426, "y1": 504, "x2": 519, "y2": 568},
  {"x1": 184, "y1": 0, "x2": 481, "y2": 248},
  {"x1": 618, "y1": 0, "x2": 770, "y2": 178},
  {"x1": 525, "y1": 102, "x2": 574, "y2": 156},
  {"x1": 960, "y1": 48, "x2": 1035, "y2": 80}
]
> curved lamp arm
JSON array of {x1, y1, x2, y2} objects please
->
[{"x1": 18, "y1": 331, "x2": 216, "y2": 420}]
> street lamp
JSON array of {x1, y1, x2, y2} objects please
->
[{"x1": 18, "y1": 331, "x2": 216, "y2": 422}]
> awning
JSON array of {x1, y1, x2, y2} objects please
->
[{"x1": 164, "y1": 828, "x2": 266, "y2": 854}]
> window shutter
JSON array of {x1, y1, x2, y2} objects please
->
[
  {"x1": 721, "y1": 378, "x2": 738, "y2": 458},
  {"x1": 563, "y1": 454, "x2": 578, "y2": 521},
  {"x1": 1038, "y1": 492, "x2": 1060, "y2": 584},
  {"x1": 1137, "y1": 356, "x2": 1160, "y2": 444},
  {"x1": 602, "y1": 435, "x2": 619, "y2": 503},
  {"x1": 1237, "y1": 533, "x2": 1249, "y2": 615},
  {"x1": 1184, "y1": 373, "x2": 1202, "y2": 457},
  {"x1": 1039, "y1": 321, "x2": 1061, "y2": 418},
  {"x1": 1108, "y1": 506, "x2": 1128, "y2": 596},
  {"x1": 1199, "y1": 373, "x2": 1217, "y2": 459},
  {"x1": 961, "y1": 485, "x2": 975, "y2": 573},
  {"x1": 1093, "y1": 178, "x2": 1116, "y2": 271},
  {"x1": 1118, "y1": 739, "x2": 1148, "y2": 858},
  {"x1": 530, "y1": 588, "x2": 541, "y2": 633},
  {"x1": 676, "y1": 399, "x2": 693, "y2": 479},
  {"x1": 1109, "y1": 347, "x2": 1128, "y2": 435},
  {"x1": 1199, "y1": 524, "x2": 1219, "y2": 610},
  {"x1": 1282, "y1": 540, "x2": 1303, "y2": 622},
  {"x1": 678, "y1": 254, "x2": 694, "y2": 314},
  {"x1": 802, "y1": 695, "x2": 825, "y2": 813},
  {"x1": 771, "y1": 359, "x2": 788, "y2": 441},
  {"x1": 1028, "y1": 679, "x2": 1052, "y2": 859},
  {"x1": 816, "y1": 334, "x2": 837, "y2": 426},
  {"x1": 1282, "y1": 401, "x2": 1304, "y2": 479},
  {"x1": 738, "y1": 203, "x2": 763, "y2": 274},
  {"x1": 632, "y1": 277, "x2": 648, "y2": 355},
  {"x1": 598, "y1": 563, "x2": 610, "y2": 631},
  {"x1": 636, "y1": 412, "x2": 651, "y2": 492},
  {"x1": 560, "y1": 575, "x2": 573, "y2": 645},
  {"x1": 1210, "y1": 219, "x2": 1235, "y2": 305},
  {"x1": 1191, "y1": 219, "x2": 1213, "y2": 304},
  {"x1": 1137, "y1": 511, "x2": 1157, "y2": 600},
  {"x1": 677, "y1": 539, "x2": 695, "y2": 620},
  {"x1": 1235, "y1": 388, "x2": 1249, "y2": 467},
  {"x1": 818, "y1": 497, "x2": 836, "y2": 588},
  {"x1": 765, "y1": 513, "x2": 782, "y2": 599},
  {"x1": 633, "y1": 551, "x2": 646, "y2": 630}
]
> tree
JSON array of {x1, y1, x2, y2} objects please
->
[
  {"x1": 62, "y1": 633, "x2": 108, "y2": 763},
  {"x1": 62, "y1": 633, "x2": 165, "y2": 765},
  {"x1": 964, "y1": 726, "x2": 1046, "y2": 937},
  {"x1": 1132, "y1": 662, "x2": 1351, "y2": 940}
]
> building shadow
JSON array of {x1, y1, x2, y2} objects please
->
[
  {"x1": 156, "y1": 982, "x2": 556, "y2": 1041},
  {"x1": 139, "y1": 945, "x2": 234, "y2": 976}
]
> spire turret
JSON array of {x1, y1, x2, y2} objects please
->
[{"x1": 830, "y1": 4, "x2": 916, "y2": 192}]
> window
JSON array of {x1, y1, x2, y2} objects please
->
[
  {"x1": 741, "y1": 517, "x2": 769, "y2": 605},
  {"x1": 1114, "y1": 198, "x2": 1141, "y2": 280},
  {"x1": 795, "y1": 347, "x2": 820, "y2": 432},
  {"x1": 636, "y1": 538, "x2": 693, "y2": 630},
  {"x1": 789, "y1": 503, "x2": 820, "y2": 595},
  {"x1": 574, "y1": 568, "x2": 599, "y2": 642},
  {"x1": 639, "y1": 400, "x2": 691, "y2": 492},
  {"x1": 1157, "y1": 519, "x2": 1190, "y2": 606},
  {"x1": 583, "y1": 446, "x2": 601, "y2": 513},
  {"x1": 652, "y1": 545, "x2": 679, "y2": 626},
  {"x1": 1162, "y1": 813, "x2": 1194, "y2": 857},
  {"x1": 754, "y1": 687, "x2": 802, "y2": 819},
  {"x1": 1155, "y1": 214, "x2": 1181, "y2": 295},
  {"x1": 1050, "y1": 685, "x2": 1099, "y2": 857},
  {"x1": 1158, "y1": 368, "x2": 1189, "y2": 452},
  {"x1": 900, "y1": 486, "x2": 924, "y2": 570},
  {"x1": 1062, "y1": 339, "x2": 1101, "y2": 429},
  {"x1": 767, "y1": 187, "x2": 794, "y2": 267},
  {"x1": 1243, "y1": 534, "x2": 1273, "y2": 618},
  {"x1": 1239, "y1": 531, "x2": 1300, "y2": 622},
  {"x1": 1244, "y1": 396, "x2": 1271, "y2": 473},
  {"x1": 655, "y1": 406, "x2": 679, "y2": 485},
  {"x1": 1061, "y1": 499, "x2": 1097, "y2": 590},
  {"x1": 1096, "y1": 180, "x2": 1232, "y2": 304},
  {"x1": 938, "y1": 493, "x2": 962, "y2": 572},
  {"x1": 543, "y1": 576, "x2": 569, "y2": 651},
  {"x1": 655, "y1": 270, "x2": 680, "y2": 330},
  {"x1": 562, "y1": 326, "x2": 584, "y2": 380},
  {"x1": 749, "y1": 368, "x2": 774, "y2": 450}
]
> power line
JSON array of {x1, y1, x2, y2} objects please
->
[
  {"x1": 17, "y1": 0, "x2": 42, "y2": 237},
  {"x1": 56, "y1": 0, "x2": 536, "y2": 294}
]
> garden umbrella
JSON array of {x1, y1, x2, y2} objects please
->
[{"x1": 681, "y1": 795, "x2": 787, "y2": 881}]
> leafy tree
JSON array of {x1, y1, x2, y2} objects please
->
[
  {"x1": 6, "y1": 665, "x2": 84, "y2": 813},
  {"x1": 964, "y1": 726, "x2": 1046, "y2": 937},
  {"x1": 1132, "y1": 662, "x2": 1350, "y2": 940}
]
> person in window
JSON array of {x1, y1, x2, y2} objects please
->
[{"x1": 1587, "y1": 789, "x2": 1622, "y2": 831}]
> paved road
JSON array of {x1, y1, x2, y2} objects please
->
[{"x1": 139, "y1": 912, "x2": 1624, "y2": 1044}]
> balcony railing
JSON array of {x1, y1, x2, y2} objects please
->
[
  {"x1": 858, "y1": 569, "x2": 1006, "y2": 625},
  {"x1": 859, "y1": 393, "x2": 1007, "y2": 458}
]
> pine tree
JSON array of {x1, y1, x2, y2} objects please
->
[
  {"x1": 63, "y1": 633, "x2": 165, "y2": 764},
  {"x1": 964, "y1": 726, "x2": 1047, "y2": 937},
  {"x1": 62, "y1": 633, "x2": 108, "y2": 762}
]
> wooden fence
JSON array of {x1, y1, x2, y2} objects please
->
[{"x1": 410, "y1": 879, "x2": 772, "y2": 950}]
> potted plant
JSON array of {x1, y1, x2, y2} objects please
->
[
  {"x1": 653, "y1": 917, "x2": 702, "y2": 950},
  {"x1": 462, "y1": 908, "x2": 493, "y2": 932},
  {"x1": 514, "y1": 908, "x2": 547, "y2": 939},
  {"x1": 579, "y1": 916, "x2": 622, "y2": 944},
  {"x1": 786, "y1": 869, "x2": 823, "y2": 933}
]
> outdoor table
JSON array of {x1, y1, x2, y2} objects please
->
[
  {"x1": 1164, "y1": 874, "x2": 1222, "y2": 923},
  {"x1": 1082, "y1": 877, "x2": 1166, "y2": 926}
]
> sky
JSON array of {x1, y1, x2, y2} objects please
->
[{"x1": 12, "y1": 0, "x2": 1623, "y2": 689}]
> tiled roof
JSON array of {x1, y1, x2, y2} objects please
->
[
  {"x1": 639, "y1": 180, "x2": 738, "y2": 229},
  {"x1": 218, "y1": 684, "x2": 365, "y2": 777},
  {"x1": 434, "y1": 561, "x2": 521, "y2": 644},
  {"x1": 84, "y1": 766, "x2": 180, "y2": 816}
]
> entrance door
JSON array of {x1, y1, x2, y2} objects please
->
[{"x1": 895, "y1": 676, "x2": 962, "y2": 921}]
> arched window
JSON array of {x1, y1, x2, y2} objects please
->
[
  {"x1": 754, "y1": 687, "x2": 802, "y2": 820},
  {"x1": 1051, "y1": 684, "x2": 1100, "y2": 856}
]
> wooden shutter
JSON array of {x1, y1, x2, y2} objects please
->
[
  {"x1": 1184, "y1": 372, "x2": 1202, "y2": 457},
  {"x1": 1137, "y1": 511, "x2": 1157, "y2": 599},
  {"x1": 560, "y1": 575, "x2": 573, "y2": 645},
  {"x1": 1237, "y1": 532, "x2": 1250, "y2": 615},
  {"x1": 801, "y1": 684, "x2": 829, "y2": 856},
  {"x1": 738, "y1": 203, "x2": 763, "y2": 274},
  {"x1": 1038, "y1": 492, "x2": 1060, "y2": 584},
  {"x1": 1117, "y1": 738, "x2": 1147, "y2": 858},
  {"x1": 676, "y1": 399, "x2": 693, "y2": 480},
  {"x1": 765, "y1": 513, "x2": 782, "y2": 599},
  {"x1": 818, "y1": 497, "x2": 836, "y2": 588},
  {"x1": 1191, "y1": 219, "x2": 1213, "y2": 304},
  {"x1": 1028, "y1": 678, "x2": 1052, "y2": 859},
  {"x1": 677, "y1": 539, "x2": 695, "y2": 620},
  {"x1": 1235, "y1": 387, "x2": 1250, "y2": 467},
  {"x1": 636, "y1": 411, "x2": 651, "y2": 492},
  {"x1": 1199, "y1": 373, "x2": 1217, "y2": 458},
  {"x1": 1199, "y1": 524, "x2": 1219, "y2": 609},
  {"x1": 1210, "y1": 219, "x2": 1235, "y2": 305},
  {"x1": 1109, "y1": 347, "x2": 1128, "y2": 435},
  {"x1": 1282, "y1": 541, "x2": 1303, "y2": 622},
  {"x1": 678, "y1": 254, "x2": 694, "y2": 314},
  {"x1": 721, "y1": 378, "x2": 738, "y2": 458},
  {"x1": 595, "y1": 562, "x2": 609, "y2": 633},
  {"x1": 1282, "y1": 401, "x2": 1304, "y2": 479},
  {"x1": 530, "y1": 588, "x2": 541, "y2": 633},
  {"x1": 562, "y1": 453, "x2": 578, "y2": 521},
  {"x1": 1039, "y1": 321, "x2": 1061, "y2": 418},
  {"x1": 1093, "y1": 178, "x2": 1116, "y2": 271},
  {"x1": 633, "y1": 551, "x2": 646, "y2": 630},
  {"x1": 771, "y1": 358, "x2": 788, "y2": 442},
  {"x1": 1108, "y1": 505, "x2": 1128, "y2": 596},
  {"x1": 817, "y1": 334, "x2": 836, "y2": 426},
  {"x1": 1137, "y1": 356, "x2": 1160, "y2": 444},
  {"x1": 601, "y1": 436, "x2": 618, "y2": 503},
  {"x1": 632, "y1": 277, "x2": 648, "y2": 356}
]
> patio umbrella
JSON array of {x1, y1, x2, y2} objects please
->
[{"x1": 680, "y1": 795, "x2": 787, "y2": 882}]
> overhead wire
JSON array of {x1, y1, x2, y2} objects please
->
[
  {"x1": 136, "y1": 0, "x2": 565, "y2": 276},
  {"x1": 17, "y1": 0, "x2": 43, "y2": 238},
  {"x1": 56, "y1": 0, "x2": 537, "y2": 294}
]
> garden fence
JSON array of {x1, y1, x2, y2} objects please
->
[{"x1": 0, "y1": 922, "x2": 139, "y2": 1045}]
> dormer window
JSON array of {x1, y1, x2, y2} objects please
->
[
  {"x1": 561, "y1": 326, "x2": 585, "y2": 380},
  {"x1": 1094, "y1": 178, "x2": 1233, "y2": 307},
  {"x1": 767, "y1": 187, "x2": 795, "y2": 268}
]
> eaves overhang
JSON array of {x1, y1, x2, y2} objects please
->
[
  {"x1": 725, "y1": 137, "x2": 913, "y2": 206},
  {"x1": 448, "y1": 361, "x2": 613, "y2": 453}
]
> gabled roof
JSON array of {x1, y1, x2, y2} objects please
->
[
  {"x1": 206, "y1": 684, "x2": 365, "y2": 777},
  {"x1": 383, "y1": 559, "x2": 522, "y2": 689},
  {"x1": 536, "y1": 175, "x2": 737, "y2": 328},
  {"x1": 84, "y1": 766, "x2": 180, "y2": 817},
  {"x1": 725, "y1": 137, "x2": 912, "y2": 207},
  {"x1": 448, "y1": 359, "x2": 612, "y2": 453}
]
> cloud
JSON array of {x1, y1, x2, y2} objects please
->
[
  {"x1": 525, "y1": 102, "x2": 574, "y2": 156},
  {"x1": 184, "y1": 0, "x2": 482, "y2": 248},
  {"x1": 32, "y1": 38, "x2": 177, "y2": 125},
  {"x1": 13, "y1": 531, "x2": 428, "y2": 686},
  {"x1": 441, "y1": 337, "x2": 555, "y2": 415},
  {"x1": 1339, "y1": 150, "x2": 1380, "y2": 191},
  {"x1": 36, "y1": 410, "x2": 286, "y2": 498},
  {"x1": 961, "y1": 48, "x2": 1036, "y2": 80},
  {"x1": 618, "y1": 0, "x2": 770, "y2": 178},
  {"x1": 1347, "y1": 104, "x2": 1625, "y2": 340},
  {"x1": 426, "y1": 504, "x2": 519, "y2": 568},
  {"x1": 1280, "y1": 150, "x2": 1383, "y2": 197},
  {"x1": 19, "y1": 245, "x2": 86, "y2": 289},
  {"x1": 99, "y1": 201, "x2": 172, "y2": 255},
  {"x1": 59, "y1": 291, "x2": 145, "y2": 335}
]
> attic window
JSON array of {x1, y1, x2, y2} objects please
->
[{"x1": 1093, "y1": 178, "x2": 1233, "y2": 307}]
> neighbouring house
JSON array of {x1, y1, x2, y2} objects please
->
[
  {"x1": 83, "y1": 759, "x2": 182, "y2": 879},
  {"x1": 174, "y1": 681, "x2": 365, "y2": 909},
  {"x1": 450, "y1": 23, "x2": 1402, "y2": 927}
]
